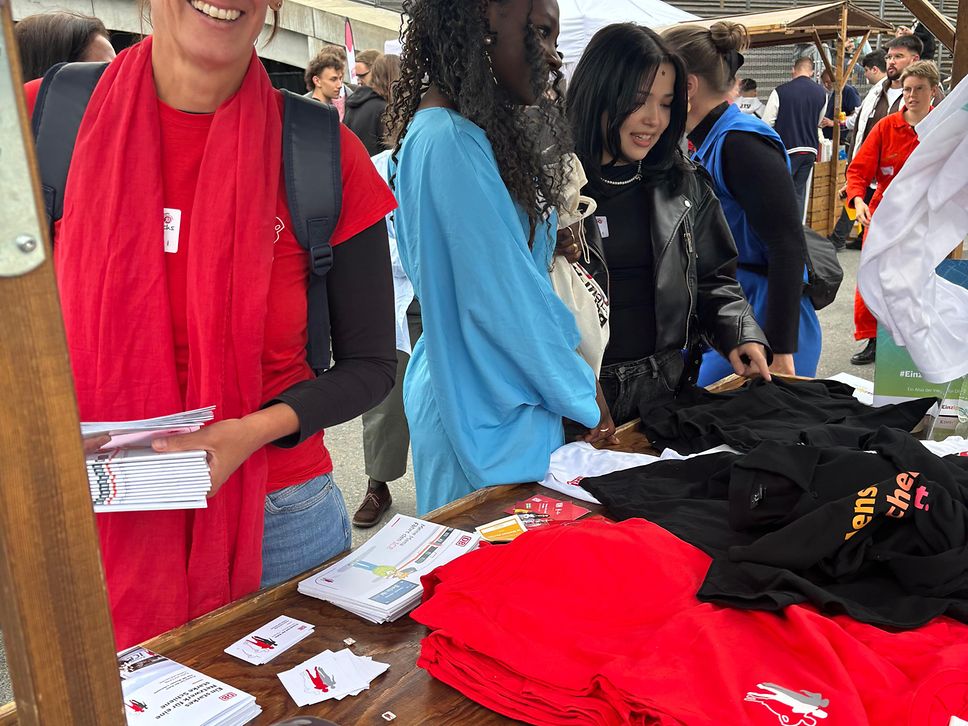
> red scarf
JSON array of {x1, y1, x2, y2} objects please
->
[{"x1": 55, "y1": 38, "x2": 281, "y2": 647}]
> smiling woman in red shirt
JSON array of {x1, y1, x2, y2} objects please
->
[
  {"x1": 846, "y1": 60, "x2": 940, "y2": 354},
  {"x1": 30, "y1": 0, "x2": 397, "y2": 648}
]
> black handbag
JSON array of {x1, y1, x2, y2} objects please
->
[{"x1": 801, "y1": 226, "x2": 844, "y2": 310}]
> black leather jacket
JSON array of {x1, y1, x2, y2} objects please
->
[{"x1": 583, "y1": 159, "x2": 770, "y2": 383}]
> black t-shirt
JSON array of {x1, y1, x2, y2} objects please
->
[
  {"x1": 581, "y1": 426, "x2": 968, "y2": 629},
  {"x1": 593, "y1": 165, "x2": 656, "y2": 366},
  {"x1": 638, "y1": 377, "x2": 937, "y2": 453}
]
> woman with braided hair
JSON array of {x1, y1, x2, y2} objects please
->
[{"x1": 387, "y1": 0, "x2": 612, "y2": 514}]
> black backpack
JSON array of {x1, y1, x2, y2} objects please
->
[
  {"x1": 801, "y1": 226, "x2": 844, "y2": 311},
  {"x1": 31, "y1": 61, "x2": 342, "y2": 373}
]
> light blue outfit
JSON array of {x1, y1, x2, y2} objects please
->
[
  {"x1": 693, "y1": 104, "x2": 822, "y2": 386},
  {"x1": 393, "y1": 108, "x2": 600, "y2": 515}
]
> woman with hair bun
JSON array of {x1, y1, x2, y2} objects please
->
[{"x1": 664, "y1": 21, "x2": 822, "y2": 384}]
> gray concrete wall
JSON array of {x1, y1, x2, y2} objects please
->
[{"x1": 11, "y1": 0, "x2": 401, "y2": 68}]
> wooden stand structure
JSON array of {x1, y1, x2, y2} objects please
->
[{"x1": 0, "y1": 0, "x2": 966, "y2": 723}]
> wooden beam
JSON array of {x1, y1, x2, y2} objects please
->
[
  {"x1": 840, "y1": 30, "x2": 871, "y2": 91},
  {"x1": 826, "y1": 3, "x2": 849, "y2": 234},
  {"x1": 812, "y1": 30, "x2": 835, "y2": 77},
  {"x1": 954, "y1": 0, "x2": 968, "y2": 86},
  {"x1": 899, "y1": 0, "x2": 956, "y2": 51},
  {"x1": 0, "y1": 2, "x2": 125, "y2": 724},
  {"x1": 947, "y1": 0, "x2": 967, "y2": 258}
]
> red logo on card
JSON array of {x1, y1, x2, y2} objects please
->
[
  {"x1": 219, "y1": 692, "x2": 237, "y2": 701},
  {"x1": 456, "y1": 535, "x2": 471, "y2": 547}
]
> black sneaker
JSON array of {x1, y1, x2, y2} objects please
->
[{"x1": 850, "y1": 338, "x2": 876, "y2": 365}]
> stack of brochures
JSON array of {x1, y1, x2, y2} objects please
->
[
  {"x1": 83, "y1": 407, "x2": 214, "y2": 513},
  {"x1": 298, "y1": 514, "x2": 481, "y2": 623},
  {"x1": 119, "y1": 646, "x2": 260, "y2": 725}
]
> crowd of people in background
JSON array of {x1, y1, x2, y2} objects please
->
[
  {"x1": 734, "y1": 28, "x2": 946, "y2": 366},
  {"x1": 11, "y1": 0, "x2": 954, "y2": 647}
]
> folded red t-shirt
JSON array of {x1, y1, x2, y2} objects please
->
[{"x1": 412, "y1": 518, "x2": 968, "y2": 725}]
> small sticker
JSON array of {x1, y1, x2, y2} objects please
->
[
  {"x1": 343, "y1": 637, "x2": 356, "y2": 646},
  {"x1": 163, "y1": 208, "x2": 181, "y2": 253},
  {"x1": 595, "y1": 215, "x2": 609, "y2": 238},
  {"x1": 381, "y1": 712, "x2": 396, "y2": 721}
]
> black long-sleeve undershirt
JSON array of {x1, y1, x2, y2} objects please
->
[
  {"x1": 689, "y1": 104, "x2": 806, "y2": 354},
  {"x1": 267, "y1": 220, "x2": 397, "y2": 446}
]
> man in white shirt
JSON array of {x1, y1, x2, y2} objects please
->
[{"x1": 736, "y1": 78, "x2": 764, "y2": 117}]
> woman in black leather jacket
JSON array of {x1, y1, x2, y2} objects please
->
[{"x1": 565, "y1": 23, "x2": 771, "y2": 424}]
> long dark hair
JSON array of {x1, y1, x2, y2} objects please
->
[
  {"x1": 567, "y1": 23, "x2": 689, "y2": 194},
  {"x1": 386, "y1": 0, "x2": 570, "y2": 244},
  {"x1": 14, "y1": 11, "x2": 109, "y2": 81}
]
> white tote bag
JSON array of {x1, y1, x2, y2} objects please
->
[{"x1": 552, "y1": 154, "x2": 610, "y2": 376}]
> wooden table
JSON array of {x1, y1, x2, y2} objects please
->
[
  {"x1": 138, "y1": 418, "x2": 654, "y2": 725},
  {"x1": 135, "y1": 481, "x2": 612, "y2": 725},
  {"x1": 0, "y1": 385, "x2": 725, "y2": 726}
]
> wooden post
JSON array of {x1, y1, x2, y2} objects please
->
[
  {"x1": 812, "y1": 31, "x2": 835, "y2": 76},
  {"x1": 949, "y1": 0, "x2": 967, "y2": 258},
  {"x1": 825, "y1": 2, "x2": 850, "y2": 235},
  {"x1": 954, "y1": 0, "x2": 968, "y2": 86},
  {"x1": 843, "y1": 30, "x2": 871, "y2": 82},
  {"x1": 899, "y1": 0, "x2": 957, "y2": 51},
  {"x1": 0, "y1": 2, "x2": 125, "y2": 724}
]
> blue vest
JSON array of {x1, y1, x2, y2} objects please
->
[
  {"x1": 772, "y1": 76, "x2": 827, "y2": 155},
  {"x1": 693, "y1": 104, "x2": 788, "y2": 268}
]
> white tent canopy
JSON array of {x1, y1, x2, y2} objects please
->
[{"x1": 558, "y1": 0, "x2": 698, "y2": 77}]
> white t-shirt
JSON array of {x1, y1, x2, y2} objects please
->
[
  {"x1": 736, "y1": 97, "x2": 764, "y2": 117},
  {"x1": 858, "y1": 78, "x2": 968, "y2": 383},
  {"x1": 885, "y1": 85, "x2": 904, "y2": 111}
]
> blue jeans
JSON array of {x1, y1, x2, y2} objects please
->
[{"x1": 260, "y1": 473, "x2": 351, "y2": 589}]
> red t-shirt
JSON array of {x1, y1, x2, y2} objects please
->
[
  {"x1": 413, "y1": 518, "x2": 968, "y2": 725},
  {"x1": 157, "y1": 96, "x2": 395, "y2": 490},
  {"x1": 28, "y1": 81, "x2": 396, "y2": 490},
  {"x1": 24, "y1": 78, "x2": 41, "y2": 112}
]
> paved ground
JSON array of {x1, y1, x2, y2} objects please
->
[{"x1": 0, "y1": 246, "x2": 870, "y2": 706}]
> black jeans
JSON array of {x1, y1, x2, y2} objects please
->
[
  {"x1": 789, "y1": 153, "x2": 816, "y2": 223},
  {"x1": 599, "y1": 349, "x2": 685, "y2": 426}
]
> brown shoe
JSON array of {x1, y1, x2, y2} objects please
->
[{"x1": 352, "y1": 484, "x2": 392, "y2": 528}]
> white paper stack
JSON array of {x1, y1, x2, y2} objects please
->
[
  {"x1": 298, "y1": 514, "x2": 480, "y2": 623},
  {"x1": 118, "y1": 646, "x2": 261, "y2": 726},
  {"x1": 88, "y1": 447, "x2": 211, "y2": 512},
  {"x1": 277, "y1": 648, "x2": 389, "y2": 706},
  {"x1": 84, "y1": 407, "x2": 214, "y2": 513},
  {"x1": 82, "y1": 406, "x2": 215, "y2": 445}
]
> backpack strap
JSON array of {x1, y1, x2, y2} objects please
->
[
  {"x1": 281, "y1": 90, "x2": 343, "y2": 373},
  {"x1": 31, "y1": 62, "x2": 109, "y2": 232}
]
